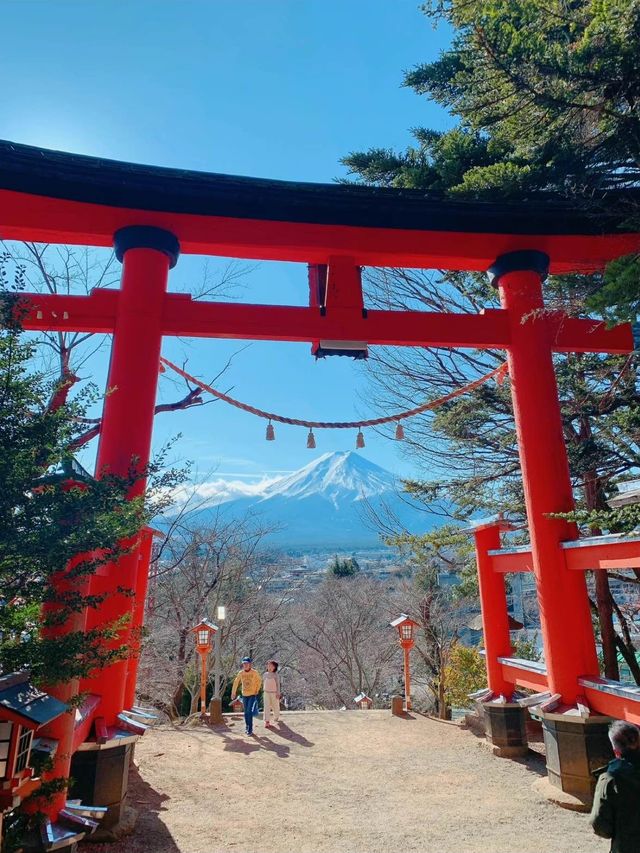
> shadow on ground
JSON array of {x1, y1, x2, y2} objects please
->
[
  {"x1": 270, "y1": 721, "x2": 315, "y2": 748},
  {"x1": 208, "y1": 720, "x2": 313, "y2": 756},
  {"x1": 79, "y1": 765, "x2": 179, "y2": 853},
  {"x1": 461, "y1": 717, "x2": 547, "y2": 779}
]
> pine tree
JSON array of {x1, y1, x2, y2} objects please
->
[
  {"x1": 329, "y1": 556, "x2": 360, "y2": 578},
  {"x1": 343, "y1": 0, "x2": 640, "y2": 320}
]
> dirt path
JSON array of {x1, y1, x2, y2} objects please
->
[{"x1": 86, "y1": 711, "x2": 608, "y2": 853}]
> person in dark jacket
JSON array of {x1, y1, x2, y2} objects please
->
[{"x1": 590, "y1": 720, "x2": 640, "y2": 853}]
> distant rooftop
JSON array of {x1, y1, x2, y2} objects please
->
[{"x1": 608, "y1": 479, "x2": 640, "y2": 508}]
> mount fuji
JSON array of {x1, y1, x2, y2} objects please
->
[{"x1": 187, "y1": 451, "x2": 440, "y2": 549}]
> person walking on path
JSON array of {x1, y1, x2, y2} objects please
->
[
  {"x1": 231, "y1": 656, "x2": 262, "y2": 736},
  {"x1": 263, "y1": 660, "x2": 281, "y2": 728},
  {"x1": 590, "y1": 720, "x2": 640, "y2": 853}
]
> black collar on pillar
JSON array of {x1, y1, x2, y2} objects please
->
[
  {"x1": 487, "y1": 250, "x2": 550, "y2": 286},
  {"x1": 113, "y1": 225, "x2": 180, "y2": 268}
]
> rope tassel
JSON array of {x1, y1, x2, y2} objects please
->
[
  {"x1": 306, "y1": 429, "x2": 316, "y2": 449},
  {"x1": 395, "y1": 422, "x2": 405, "y2": 440},
  {"x1": 495, "y1": 364, "x2": 509, "y2": 386},
  {"x1": 356, "y1": 430, "x2": 365, "y2": 449},
  {"x1": 266, "y1": 421, "x2": 275, "y2": 441}
]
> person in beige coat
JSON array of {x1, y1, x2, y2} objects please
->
[{"x1": 262, "y1": 660, "x2": 281, "y2": 728}]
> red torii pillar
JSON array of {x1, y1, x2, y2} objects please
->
[
  {"x1": 473, "y1": 519, "x2": 515, "y2": 698},
  {"x1": 123, "y1": 527, "x2": 157, "y2": 711},
  {"x1": 80, "y1": 227, "x2": 179, "y2": 723},
  {"x1": 488, "y1": 251, "x2": 599, "y2": 702},
  {"x1": 472, "y1": 516, "x2": 531, "y2": 756}
]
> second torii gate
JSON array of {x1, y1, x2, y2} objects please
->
[{"x1": 1, "y1": 139, "x2": 639, "y2": 838}]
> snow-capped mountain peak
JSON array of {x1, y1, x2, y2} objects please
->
[
  {"x1": 259, "y1": 451, "x2": 395, "y2": 504},
  {"x1": 180, "y1": 451, "x2": 439, "y2": 548}
]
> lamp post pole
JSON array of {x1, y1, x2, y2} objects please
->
[
  {"x1": 214, "y1": 605, "x2": 226, "y2": 700},
  {"x1": 209, "y1": 606, "x2": 226, "y2": 725},
  {"x1": 199, "y1": 650, "x2": 207, "y2": 714},
  {"x1": 214, "y1": 629, "x2": 222, "y2": 700},
  {"x1": 403, "y1": 645, "x2": 412, "y2": 711},
  {"x1": 191, "y1": 620, "x2": 217, "y2": 718}
]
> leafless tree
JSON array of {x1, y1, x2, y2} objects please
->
[
  {"x1": 282, "y1": 575, "x2": 398, "y2": 709},
  {"x1": 137, "y1": 509, "x2": 288, "y2": 717},
  {"x1": 394, "y1": 577, "x2": 473, "y2": 718},
  {"x1": 1, "y1": 241, "x2": 254, "y2": 445}
]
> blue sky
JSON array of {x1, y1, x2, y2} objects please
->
[{"x1": 1, "y1": 2, "x2": 453, "y2": 492}]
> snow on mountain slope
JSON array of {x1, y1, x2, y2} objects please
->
[
  {"x1": 257, "y1": 451, "x2": 395, "y2": 506},
  {"x1": 185, "y1": 451, "x2": 438, "y2": 548}
]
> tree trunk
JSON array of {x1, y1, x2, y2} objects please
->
[
  {"x1": 438, "y1": 677, "x2": 447, "y2": 719},
  {"x1": 615, "y1": 635, "x2": 640, "y2": 684},
  {"x1": 584, "y1": 469, "x2": 620, "y2": 680},
  {"x1": 171, "y1": 682, "x2": 185, "y2": 717},
  {"x1": 594, "y1": 571, "x2": 619, "y2": 680}
]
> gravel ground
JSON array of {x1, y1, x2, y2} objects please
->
[{"x1": 82, "y1": 711, "x2": 608, "y2": 853}]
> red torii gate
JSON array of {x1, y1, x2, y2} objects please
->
[{"x1": 1, "y1": 140, "x2": 639, "y2": 833}]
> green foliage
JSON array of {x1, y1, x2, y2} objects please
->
[
  {"x1": 0, "y1": 324, "x2": 139, "y2": 681},
  {"x1": 329, "y1": 556, "x2": 360, "y2": 578},
  {"x1": 511, "y1": 633, "x2": 541, "y2": 663},
  {"x1": 0, "y1": 263, "x2": 185, "y2": 684},
  {"x1": 444, "y1": 643, "x2": 486, "y2": 708},
  {"x1": 342, "y1": 127, "x2": 519, "y2": 196},
  {"x1": 346, "y1": 1, "x2": 640, "y2": 535},
  {"x1": 594, "y1": 255, "x2": 640, "y2": 324},
  {"x1": 419, "y1": 0, "x2": 640, "y2": 186},
  {"x1": 1, "y1": 810, "x2": 39, "y2": 853},
  {"x1": 344, "y1": 0, "x2": 640, "y2": 319},
  {"x1": 553, "y1": 503, "x2": 640, "y2": 535},
  {"x1": 388, "y1": 525, "x2": 479, "y2": 599}
]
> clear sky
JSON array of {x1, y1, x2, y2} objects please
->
[{"x1": 1, "y1": 1, "x2": 454, "y2": 494}]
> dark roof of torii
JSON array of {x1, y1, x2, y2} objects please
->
[
  {"x1": 1, "y1": 140, "x2": 639, "y2": 271},
  {"x1": 0, "y1": 138, "x2": 637, "y2": 235}
]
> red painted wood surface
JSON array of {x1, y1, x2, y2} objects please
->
[
  {"x1": 498, "y1": 267, "x2": 599, "y2": 702},
  {"x1": 474, "y1": 524, "x2": 515, "y2": 697},
  {"x1": 80, "y1": 247, "x2": 170, "y2": 725},
  {"x1": 490, "y1": 538, "x2": 640, "y2": 573},
  {"x1": 123, "y1": 529, "x2": 155, "y2": 710},
  {"x1": 500, "y1": 662, "x2": 549, "y2": 693},
  {"x1": 2, "y1": 187, "x2": 640, "y2": 272},
  {"x1": 563, "y1": 539, "x2": 640, "y2": 571},
  {"x1": 581, "y1": 687, "x2": 640, "y2": 726},
  {"x1": 16, "y1": 291, "x2": 634, "y2": 354}
]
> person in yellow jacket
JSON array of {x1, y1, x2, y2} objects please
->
[{"x1": 231, "y1": 656, "x2": 262, "y2": 735}]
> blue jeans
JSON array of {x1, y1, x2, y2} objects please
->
[{"x1": 243, "y1": 695, "x2": 258, "y2": 733}]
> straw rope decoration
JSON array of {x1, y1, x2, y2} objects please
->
[{"x1": 159, "y1": 356, "x2": 509, "y2": 449}]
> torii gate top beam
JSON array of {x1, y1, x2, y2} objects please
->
[{"x1": 1, "y1": 140, "x2": 639, "y2": 273}]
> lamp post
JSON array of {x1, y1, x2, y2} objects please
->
[
  {"x1": 191, "y1": 619, "x2": 218, "y2": 716},
  {"x1": 206, "y1": 606, "x2": 226, "y2": 724},
  {"x1": 214, "y1": 605, "x2": 226, "y2": 700},
  {"x1": 390, "y1": 614, "x2": 418, "y2": 711}
]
